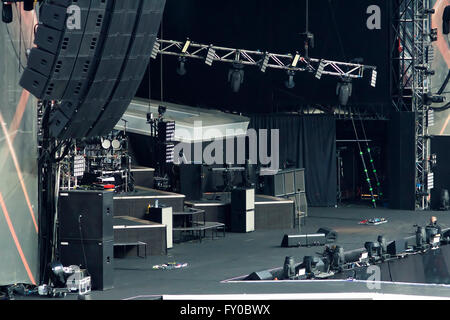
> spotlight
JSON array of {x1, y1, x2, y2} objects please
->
[
  {"x1": 151, "y1": 41, "x2": 160, "y2": 59},
  {"x1": 24, "y1": 0, "x2": 34, "y2": 11},
  {"x1": 205, "y1": 46, "x2": 216, "y2": 66},
  {"x1": 285, "y1": 70, "x2": 295, "y2": 89},
  {"x1": 283, "y1": 256, "x2": 296, "y2": 279},
  {"x1": 423, "y1": 93, "x2": 445, "y2": 105},
  {"x1": 430, "y1": 28, "x2": 438, "y2": 42},
  {"x1": 158, "y1": 105, "x2": 167, "y2": 116},
  {"x1": 315, "y1": 60, "x2": 326, "y2": 80},
  {"x1": 48, "y1": 261, "x2": 67, "y2": 288},
  {"x1": 260, "y1": 53, "x2": 270, "y2": 73},
  {"x1": 377, "y1": 235, "x2": 387, "y2": 255},
  {"x1": 440, "y1": 189, "x2": 449, "y2": 211},
  {"x1": 176, "y1": 56, "x2": 187, "y2": 76},
  {"x1": 371, "y1": 69, "x2": 377, "y2": 88},
  {"x1": 415, "y1": 226, "x2": 426, "y2": 248},
  {"x1": 2, "y1": 3, "x2": 13, "y2": 24},
  {"x1": 336, "y1": 77, "x2": 353, "y2": 106},
  {"x1": 228, "y1": 64, "x2": 244, "y2": 93}
]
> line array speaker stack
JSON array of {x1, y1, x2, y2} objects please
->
[
  {"x1": 230, "y1": 188, "x2": 255, "y2": 233},
  {"x1": 20, "y1": 0, "x2": 166, "y2": 140},
  {"x1": 58, "y1": 190, "x2": 114, "y2": 290}
]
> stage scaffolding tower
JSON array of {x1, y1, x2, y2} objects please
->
[{"x1": 392, "y1": 0, "x2": 434, "y2": 210}]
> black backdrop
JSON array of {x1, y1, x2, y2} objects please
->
[
  {"x1": 249, "y1": 114, "x2": 336, "y2": 207},
  {"x1": 387, "y1": 112, "x2": 416, "y2": 210},
  {"x1": 430, "y1": 136, "x2": 450, "y2": 210}
]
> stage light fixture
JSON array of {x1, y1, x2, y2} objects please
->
[
  {"x1": 181, "y1": 38, "x2": 191, "y2": 53},
  {"x1": 430, "y1": 28, "x2": 438, "y2": 42},
  {"x1": 176, "y1": 56, "x2": 187, "y2": 76},
  {"x1": 370, "y1": 69, "x2": 377, "y2": 88},
  {"x1": 336, "y1": 77, "x2": 353, "y2": 106},
  {"x1": 315, "y1": 60, "x2": 326, "y2": 80},
  {"x1": 151, "y1": 41, "x2": 160, "y2": 59},
  {"x1": 416, "y1": 64, "x2": 437, "y2": 76},
  {"x1": 2, "y1": 3, "x2": 13, "y2": 24},
  {"x1": 260, "y1": 53, "x2": 270, "y2": 73},
  {"x1": 285, "y1": 70, "x2": 295, "y2": 89},
  {"x1": 228, "y1": 64, "x2": 244, "y2": 93},
  {"x1": 205, "y1": 46, "x2": 216, "y2": 66},
  {"x1": 283, "y1": 256, "x2": 296, "y2": 279},
  {"x1": 291, "y1": 52, "x2": 301, "y2": 68},
  {"x1": 416, "y1": 226, "x2": 426, "y2": 248},
  {"x1": 440, "y1": 189, "x2": 450, "y2": 210},
  {"x1": 423, "y1": 93, "x2": 446, "y2": 105},
  {"x1": 377, "y1": 235, "x2": 387, "y2": 255}
]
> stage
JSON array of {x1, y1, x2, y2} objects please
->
[{"x1": 27, "y1": 205, "x2": 450, "y2": 300}]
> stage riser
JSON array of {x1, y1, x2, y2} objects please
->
[
  {"x1": 186, "y1": 202, "x2": 293, "y2": 230},
  {"x1": 114, "y1": 227, "x2": 166, "y2": 257},
  {"x1": 114, "y1": 197, "x2": 183, "y2": 220}
]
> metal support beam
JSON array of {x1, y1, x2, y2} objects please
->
[{"x1": 152, "y1": 38, "x2": 377, "y2": 85}]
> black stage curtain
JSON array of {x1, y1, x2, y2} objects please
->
[
  {"x1": 249, "y1": 114, "x2": 336, "y2": 207},
  {"x1": 387, "y1": 112, "x2": 416, "y2": 210}
]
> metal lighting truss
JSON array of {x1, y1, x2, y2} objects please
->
[
  {"x1": 151, "y1": 38, "x2": 378, "y2": 85},
  {"x1": 392, "y1": 0, "x2": 433, "y2": 209}
]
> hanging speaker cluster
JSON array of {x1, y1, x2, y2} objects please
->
[{"x1": 20, "y1": 0, "x2": 166, "y2": 140}]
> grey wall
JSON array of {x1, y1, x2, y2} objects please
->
[{"x1": 0, "y1": 6, "x2": 39, "y2": 286}]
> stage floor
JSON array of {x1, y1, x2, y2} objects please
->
[{"x1": 28, "y1": 205, "x2": 450, "y2": 299}]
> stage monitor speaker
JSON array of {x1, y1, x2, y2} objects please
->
[
  {"x1": 20, "y1": 0, "x2": 166, "y2": 140},
  {"x1": 387, "y1": 239, "x2": 408, "y2": 256},
  {"x1": 59, "y1": 239, "x2": 113, "y2": 291},
  {"x1": 245, "y1": 271, "x2": 273, "y2": 281},
  {"x1": 231, "y1": 188, "x2": 255, "y2": 212},
  {"x1": 230, "y1": 210, "x2": 255, "y2": 233},
  {"x1": 281, "y1": 233, "x2": 326, "y2": 247},
  {"x1": 179, "y1": 164, "x2": 204, "y2": 200},
  {"x1": 316, "y1": 227, "x2": 337, "y2": 243},
  {"x1": 58, "y1": 190, "x2": 114, "y2": 241}
]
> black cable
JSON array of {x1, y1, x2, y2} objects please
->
[
  {"x1": 77, "y1": 215, "x2": 91, "y2": 277},
  {"x1": 5, "y1": 24, "x2": 27, "y2": 70}
]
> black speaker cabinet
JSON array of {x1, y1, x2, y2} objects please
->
[
  {"x1": 281, "y1": 233, "x2": 326, "y2": 247},
  {"x1": 58, "y1": 190, "x2": 114, "y2": 241},
  {"x1": 231, "y1": 188, "x2": 255, "y2": 212},
  {"x1": 387, "y1": 239, "x2": 409, "y2": 256},
  {"x1": 59, "y1": 239, "x2": 114, "y2": 291},
  {"x1": 180, "y1": 164, "x2": 204, "y2": 200},
  {"x1": 246, "y1": 271, "x2": 273, "y2": 281},
  {"x1": 231, "y1": 188, "x2": 255, "y2": 233}
]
